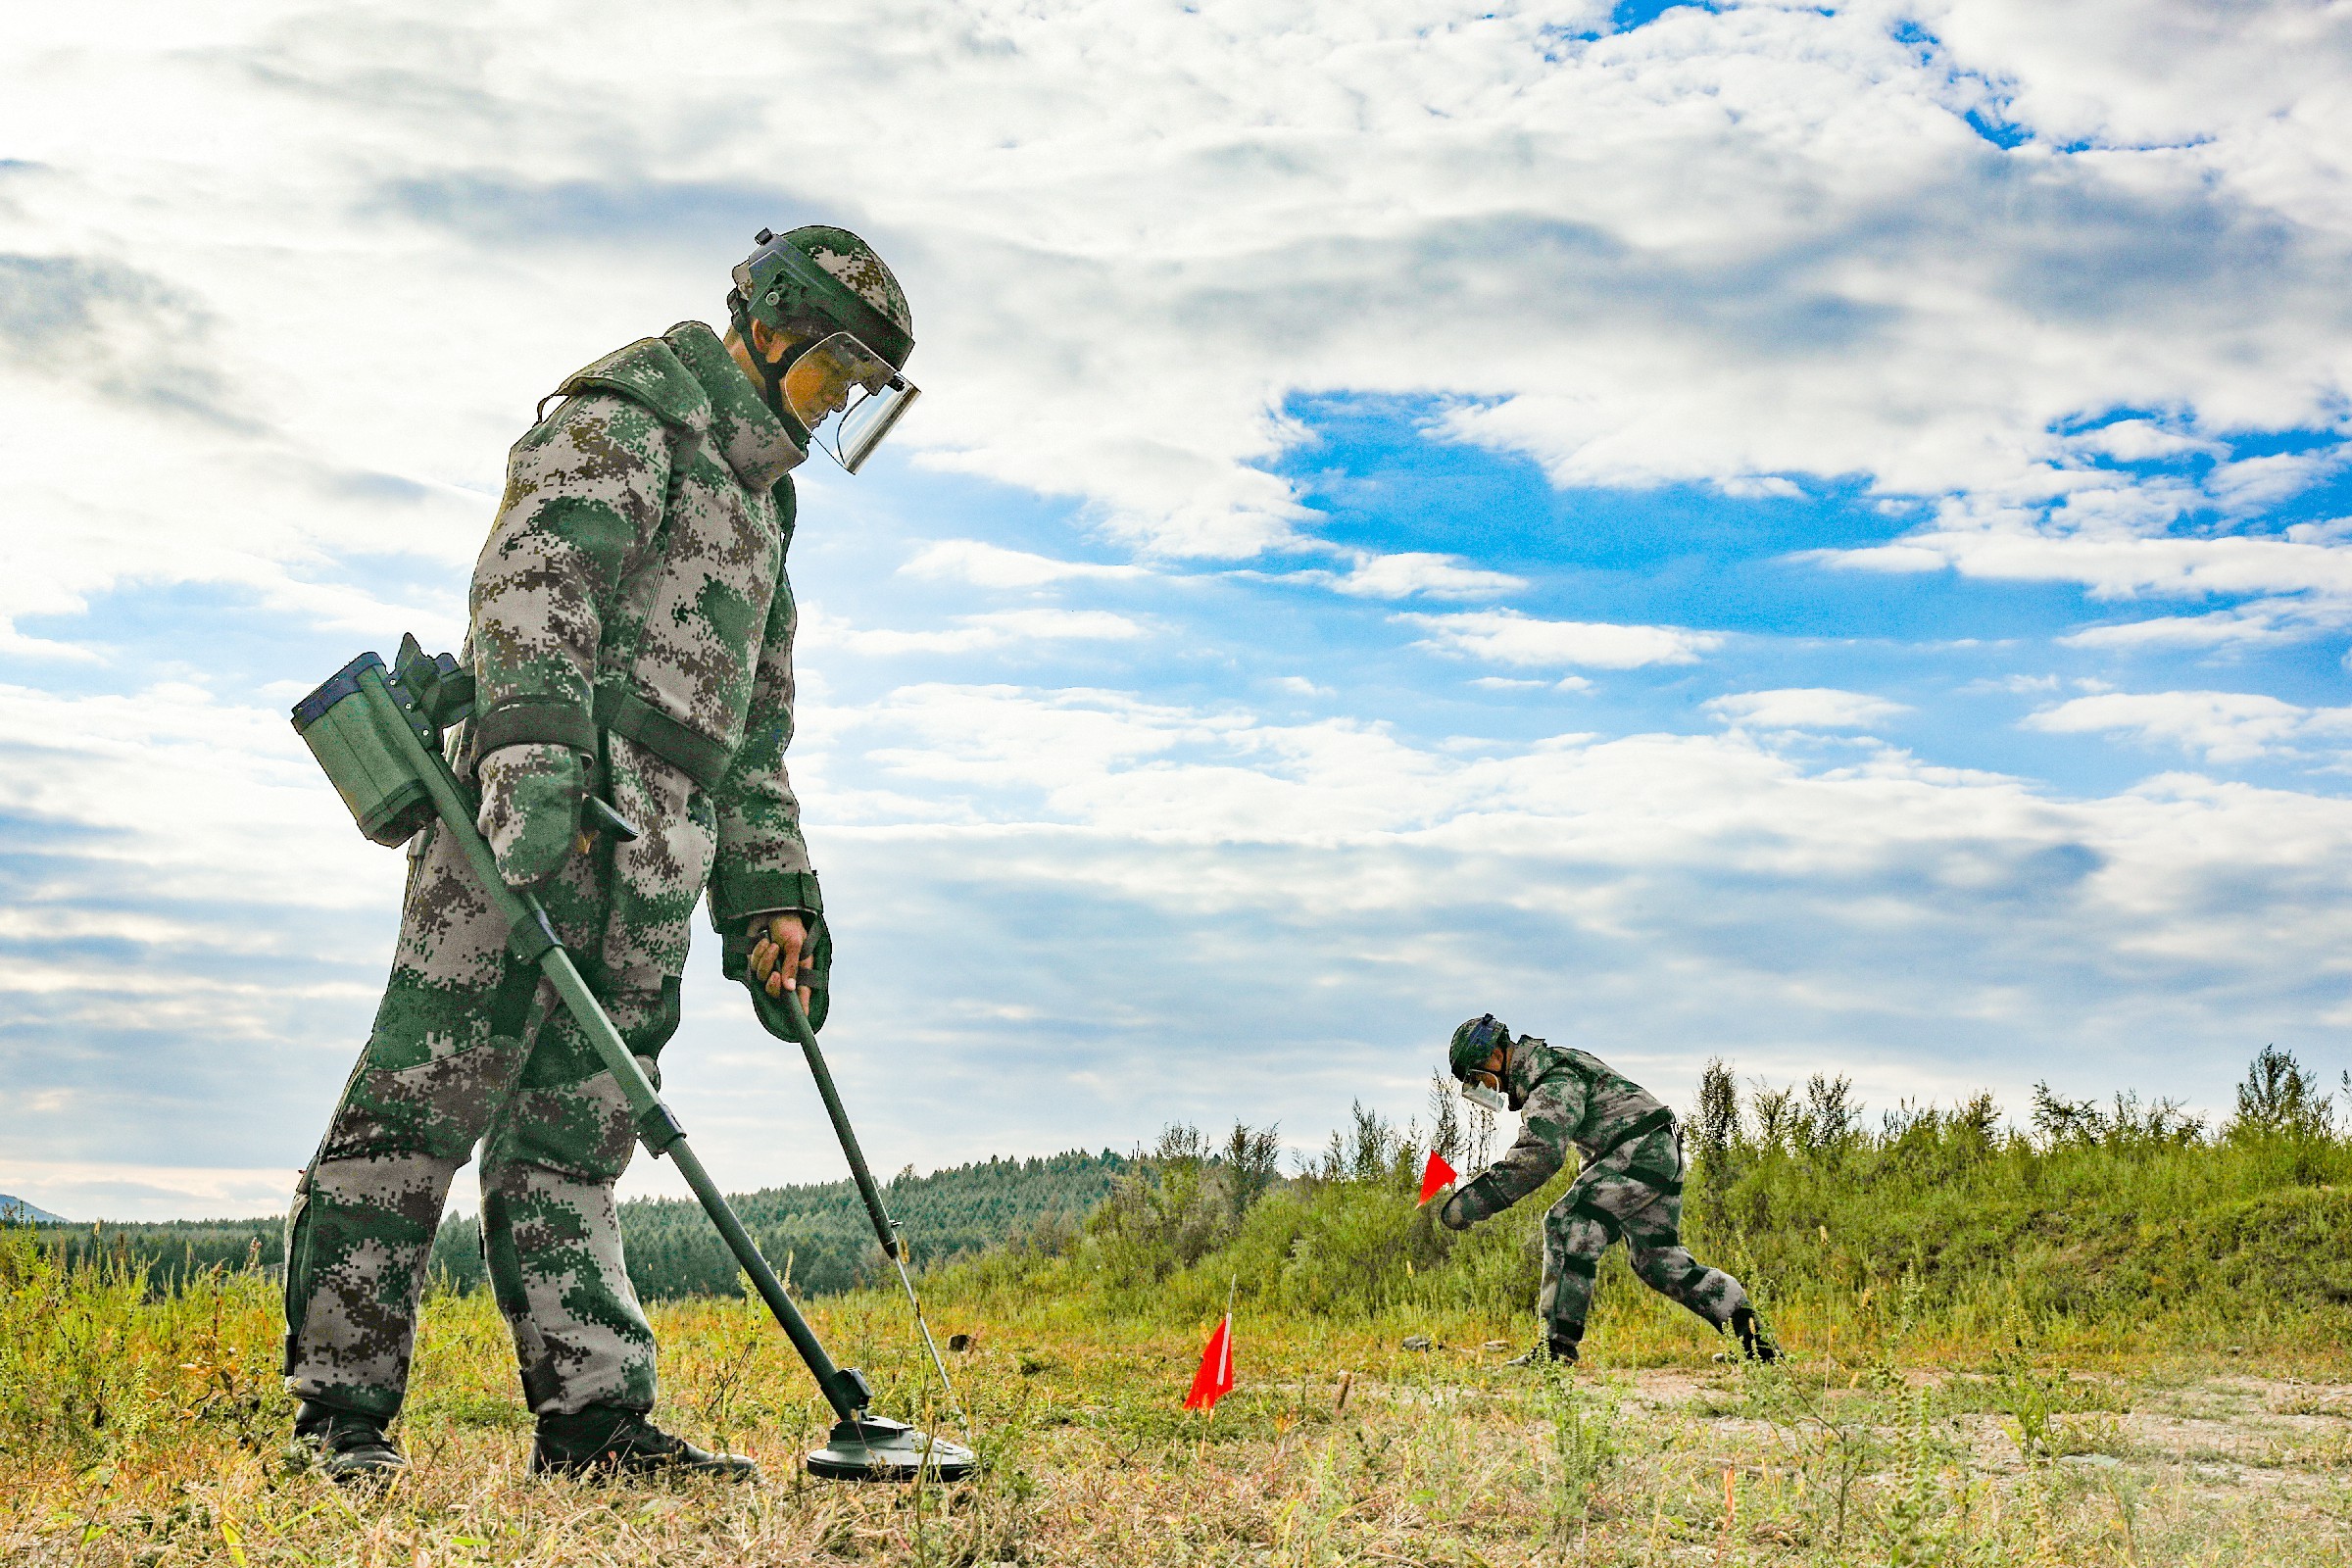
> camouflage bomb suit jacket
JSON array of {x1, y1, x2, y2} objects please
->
[
  {"x1": 460, "y1": 319, "x2": 819, "y2": 934},
  {"x1": 1445, "y1": 1038, "x2": 1675, "y2": 1227}
]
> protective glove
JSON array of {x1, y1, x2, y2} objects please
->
[
  {"x1": 722, "y1": 911, "x2": 833, "y2": 1033},
  {"x1": 1440, "y1": 1174, "x2": 1498, "y2": 1232},
  {"x1": 476, "y1": 743, "x2": 589, "y2": 889}
]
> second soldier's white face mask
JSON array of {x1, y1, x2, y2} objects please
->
[{"x1": 1462, "y1": 1039, "x2": 1512, "y2": 1112}]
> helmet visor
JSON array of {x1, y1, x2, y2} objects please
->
[{"x1": 782, "y1": 330, "x2": 921, "y2": 474}]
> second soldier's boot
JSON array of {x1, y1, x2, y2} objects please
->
[
  {"x1": 289, "y1": 1399, "x2": 406, "y2": 1486},
  {"x1": 1505, "y1": 1329, "x2": 1582, "y2": 1368},
  {"x1": 532, "y1": 1404, "x2": 760, "y2": 1483}
]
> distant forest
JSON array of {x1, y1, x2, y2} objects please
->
[{"x1": 20, "y1": 1150, "x2": 1130, "y2": 1302}]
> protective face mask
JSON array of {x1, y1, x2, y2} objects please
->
[{"x1": 1462, "y1": 1082, "x2": 1509, "y2": 1113}]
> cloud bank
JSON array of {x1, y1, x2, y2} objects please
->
[{"x1": 3, "y1": 1, "x2": 2350, "y2": 1217}]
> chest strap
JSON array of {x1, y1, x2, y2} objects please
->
[
  {"x1": 473, "y1": 683, "x2": 736, "y2": 792},
  {"x1": 592, "y1": 685, "x2": 735, "y2": 791}
]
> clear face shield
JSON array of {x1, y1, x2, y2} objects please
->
[{"x1": 779, "y1": 330, "x2": 921, "y2": 475}]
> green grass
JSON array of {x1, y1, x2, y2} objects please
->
[
  {"x1": 4, "y1": 1227, "x2": 2348, "y2": 1566},
  {"x1": 6, "y1": 1056, "x2": 2351, "y2": 1563}
]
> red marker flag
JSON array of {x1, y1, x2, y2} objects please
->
[
  {"x1": 1417, "y1": 1150, "x2": 1458, "y2": 1206},
  {"x1": 1185, "y1": 1313, "x2": 1236, "y2": 1412}
]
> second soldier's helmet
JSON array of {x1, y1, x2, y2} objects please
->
[
  {"x1": 1448, "y1": 1014, "x2": 1510, "y2": 1081},
  {"x1": 1450, "y1": 1014, "x2": 1515, "y2": 1112},
  {"x1": 728, "y1": 225, "x2": 918, "y2": 472}
]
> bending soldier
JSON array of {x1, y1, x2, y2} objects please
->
[
  {"x1": 1439, "y1": 1013, "x2": 1777, "y2": 1367},
  {"x1": 282, "y1": 227, "x2": 921, "y2": 1484}
]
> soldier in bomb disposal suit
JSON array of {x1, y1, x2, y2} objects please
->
[
  {"x1": 283, "y1": 227, "x2": 922, "y2": 1484},
  {"x1": 1440, "y1": 1013, "x2": 1779, "y2": 1368}
]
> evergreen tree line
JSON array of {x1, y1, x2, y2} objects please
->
[{"x1": 23, "y1": 1150, "x2": 1132, "y2": 1303}]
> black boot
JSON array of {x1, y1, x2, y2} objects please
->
[
  {"x1": 532, "y1": 1404, "x2": 760, "y2": 1483},
  {"x1": 290, "y1": 1399, "x2": 406, "y2": 1486},
  {"x1": 1730, "y1": 1305, "x2": 1780, "y2": 1362},
  {"x1": 1504, "y1": 1331, "x2": 1582, "y2": 1367}
]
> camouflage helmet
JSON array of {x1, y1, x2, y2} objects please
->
[
  {"x1": 729, "y1": 225, "x2": 913, "y2": 370},
  {"x1": 1448, "y1": 1014, "x2": 1511, "y2": 1080},
  {"x1": 727, "y1": 225, "x2": 920, "y2": 471}
]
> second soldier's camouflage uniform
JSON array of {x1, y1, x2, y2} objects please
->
[
  {"x1": 1442, "y1": 1036, "x2": 1752, "y2": 1350},
  {"x1": 284, "y1": 318, "x2": 823, "y2": 1423}
]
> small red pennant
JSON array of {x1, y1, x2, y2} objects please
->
[
  {"x1": 1417, "y1": 1151, "x2": 1458, "y2": 1206},
  {"x1": 1184, "y1": 1313, "x2": 1235, "y2": 1412}
]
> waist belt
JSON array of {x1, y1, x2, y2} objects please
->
[
  {"x1": 1582, "y1": 1105, "x2": 1675, "y2": 1168},
  {"x1": 472, "y1": 683, "x2": 736, "y2": 792}
]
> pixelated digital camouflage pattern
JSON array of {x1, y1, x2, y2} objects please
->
[
  {"x1": 1444, "y1": 1035, "x2": 1752, "y2": 1344},
  {"x1": 285, "y1": 733, "x2": 710, "y2": 1419},
  {"x1": 464, "y1": 318, "x2": 818, "y2": 923},
  {"x1": 788, "y1": 225, "x2": 912, "y2": 339},
  {"x1": 285, "y1": 323, "x2": 816, "y2": 1421},
  {"x1": 478, "y1": 743, "x2": 587, "y2": 889}
]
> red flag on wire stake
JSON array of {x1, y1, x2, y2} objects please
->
[
  {"x1": 1185, "y1": 1278, "x2": 1238, "y2": 1412},
  {"x1": 1417, "y1": 1150, "x2": 1458, "y2": 1206}
]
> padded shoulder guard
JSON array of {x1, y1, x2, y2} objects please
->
[{"x1": 538, "y1": 335, "x2": 713, "y2": 434}]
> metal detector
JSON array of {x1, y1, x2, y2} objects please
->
[
  {"x1": 292, "y1": 638, "x2": 974, "y2": 1483},
  {"x1": 728, "y1": 952, "x2": 973, "y2": 1476}
]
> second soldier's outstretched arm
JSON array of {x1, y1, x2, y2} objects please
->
[{"x1": 1439, "y1": 1074, "x2": 1590, "y2": 1229}]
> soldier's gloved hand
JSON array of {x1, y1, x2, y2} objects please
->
[
  {"x1": 1438, "y1": 1189, "x2": 1474, "y2": 1232},
  {"x1": 476, "y1": 743, "x2": 589, "y2": 889},
  {"x1": 726, "y1": 908, "x2": 830, "y2": 1031},
  {"x1": 747, "y1": 912, "x2": 814, "y2": 1014}
]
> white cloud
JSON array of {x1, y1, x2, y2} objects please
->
[
  {"x1": 1964, "y1": 673, "x2": 2063, "y2": 695},
  {"x1": 1309, "y1": 552, "x2": 1528, "y2": 601},
  {"x1": 2061, "y1": 599, "x2": 2346, "y2": 650},
  {"x1": 1827, "y1": 516, "x2": 2352, "y2": 605},
  {"x1": 13, "y1": 665, "x2": 2352, "y2": 1204},
  {"x1": 4, "y1": 0, "x2": 2349, "y2": 629},
  {"x1": 0, "y1": 1159, "x2": 299, "y2": 1224},
  {"x1": 1400, "y1": 609, "x2": 1721, "y2": 669},
  {"x1": 900, "y1": 540, "x2": 1149, "y2": 588},
  {"x1": 1706, "y1": 688, "x2": 1911, "y2": 730},
  {"x1": 2025, "y1": 689, "x2": 2352, "y2": 762},
  {"x1": 0, "y1": 680, "x2": 396, "y2": 913},
  {"x1": 806, "y1": 606, "x2": 1149, "y2": 656}
]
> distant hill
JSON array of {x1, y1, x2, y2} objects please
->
[
  {"x1": 0, "y1": 1194, "x2": 66, "y2": 1224},
  {"x1": 24, "y1": 1150, "x2": 1133, "y2": 1301}
]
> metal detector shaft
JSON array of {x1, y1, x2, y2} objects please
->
[
  {"x1": 757, "y1": 983, "x2": 966, "y2": 1427},
  {"x1": 353, "y1": 666, "x2": 870, "y2": 1425},
  {"x1": 752, "y1": 985, "x2": 898, "y2": 1256}
]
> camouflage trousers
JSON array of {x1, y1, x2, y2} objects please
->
[
  {"x1": 1538, "y1": 1128, "x2": 1751, "y2": 1345},
  {"x1": 284, "y1": 738, "x2": 713, "y2": 1422}
]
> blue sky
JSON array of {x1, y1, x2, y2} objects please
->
[{"x1": 5, "y1": 1, "x2": 2352, "y2": 1220}]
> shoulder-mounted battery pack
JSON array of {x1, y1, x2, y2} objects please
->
[{"x1": 290, "y1": 638, "x2": 474, "y2": 846}]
